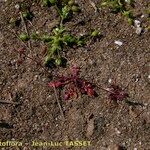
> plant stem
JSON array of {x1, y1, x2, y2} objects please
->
[
  {"x1": 97, "y1": 85, "x2": 115, "y2": 94},
  {"x1": 53, "y1": 86, "x2": 65, "y2": 120},
  {"x1": 20, "y1": 11, "x2": 32, "y2": 53}
]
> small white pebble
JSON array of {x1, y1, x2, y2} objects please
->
[
  {"x1": 36, "y1": 31, "x2": 39, "y2": 34},
  {"x1": 141, "y1": 15, "x2": 145, "y2": 18},
  {"x1": 114, "y1": 40, "x2": 123, "y2": 46},
  {"x1": 115, "y1": 128, "x2": 121, "y2": 134},
  {"x1": 108, "y1": 78, "x2": 112, "y2": 83},
  {"x1": 148, "y1": 75, "x2": 150, "y2": 79},
  {"x1": 134, "y1": 148, "x2": 138, "y2": 150},
  {"x1": 15, "y1": 4, "x2": 20, "y2": 10},
  {"x1": 134, "y1": 20, "x2": 141, "y2": 27},
  {"x1": 136, "y1": 27, "x2": 142, "y2": 35}
]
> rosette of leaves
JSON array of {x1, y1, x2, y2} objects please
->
[
  {"x1": 43, "y1": 26, "x2": 84, "y2": 67},
  {"x1": 48, "y1": 66, "x2": 96, "y2": 100},
  {"x1": 101, "y1": 0, "x2": 134, "y2": 24}
]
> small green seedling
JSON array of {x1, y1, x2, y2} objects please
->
[
  {"x1": 68, "y1": 0, "x2": 75, "y2": 6},
  {"x1": 42, "y1": 0, "x2": 51, "y2": 7},
  {"x1": 101, "y1": 0, "x2": 135, "y2": 25},
  {"x1": 71, "y1": 5, "x2": 80, "y2": 13},
  {"x1": 42, "y1": 26, "x2": 85, "y2": 67},
  {"x1": 31, "y1": 32, "x2": 40, "y2": 40},
  {"x1": 49, "y1": 0, "x2": 57, "y2": 5},
  {"x1": 42, "y1": 34, "x2": 52, "y2": 42},
  {"x1": 9, "y1": 17, "x2": 21, "y2": 27},
  {"x1": 22, "y1": 11, "x2": 33, "y2": 20},
  {"x1": 91, "y1": 30, "x2": 101, "y2": 37},
  {"x1": 19, "y1": 33, "x2": 30, "y2": 41}
]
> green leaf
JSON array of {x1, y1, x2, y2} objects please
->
[
  {"x1": 49, "y1": 0, "x2": 56, "y2": 5},
  {"x1": 61, "y1": 5, "x2": 71, "y2": 20},
  {"x1": 19, "y1": 33, "x2": 30, "y2": 41},
  {"x1": 68, "y1": 0, "x2": 75, "y2": 6},
  {"x1": 55, "y1": 58, "x2": 62, "y2": 66},
  {"x1": 42, "y1": 35, "x2": 52, "y2": 42},
  {"x1": 91, "y1": 30, "x2": 101, "y2": 37},
  {"x1": 63, "y1": 34, "x2": 76, "y2": 45},
  {"x1": 71, "y1": 5, "x2": 80, "y2": 13},
  {"x1": 42, "y1": 0, "x2": 51, "y2": 7}
]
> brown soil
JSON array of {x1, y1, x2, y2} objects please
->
[{"x1": 0, "y1": 0, "x2": 150, "y2": 150}]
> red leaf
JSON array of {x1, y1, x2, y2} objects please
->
[
  {"x1": 48, "y1": 81, "x2": 62, "y2": 88},
  {"x1": 87, "y1": 88, "x2": 95, "y2": 96},
  {"x1": 71, "y1": 65, "x2": 80, "y2": 77}
]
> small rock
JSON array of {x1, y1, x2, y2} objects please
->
[
  {"x1": 86, "y1": 118, "x2": 95, "y2": 137},
  {"x1": 136, "y1": 27, "x2": 142, "y2": 35},
  {"x1": 134, "y1": 20, "x2": 141, "y2": 27},
  {"x1": 114, "y1": 40, "x2": 123, "y2": 46},
  {"x1": 108, "y1": 78, "x2": 112, "y2": 83},
  {"x1": 115, "y1": 128, "x2": 121, "y2": 134},
  {"x1": 15, "y1": 4, "x2": 20, "y2": 10}
]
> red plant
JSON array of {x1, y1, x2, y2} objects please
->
[
  {"x1": 48, "y1": 66, "x2": 96, "y2": 100},
  {"x1": 101, "y1": 84, "x2": 129, "y2": 101}
]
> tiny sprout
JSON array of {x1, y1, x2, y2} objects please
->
[
  {"x1": 61, "y1": 5, "x2": 71, "y2": 20},
  {"x1": 127, "y1": 18, "x2": 133, "y2": 25},
  {"x1": 19, "y1": 33, "x2": 30, "y2": 41},
  {"x1": 42, "y1": 35, "x2": 52, "y2": 42},
  {"x1": 44, "y1": 56, "x2": 54, "y2": 66},
  {"x1": 31, "y1": 32, "x2": 39, "y2": 40},
  {"x1": 71, "y1": 5, "x2": 80, "y2": 13},
  {"x1": 49, "y1": 0, "x2": 57, "y2": 5},
  {"x1": 42, "y1": 0, "x2": 51, "y2": 7},
  {"x1": 91, "y1": 30, "x2": 101, "y2": 37},
  {"x1": 55, "y1": 58, "x2": 62, "y2": 66},
  {"x1": 22, "y1": 11, "x2": 33, "y2": 20},
  {"x1": 68, "y1": 0, "x2": 75, "y2": 6},
  {"x1": 9, "y1": 18, "x2": 21, "y2": 27},
  {"x1": 123, "y1": 10, "x2": 133, "y2": 18},
  {"x1": 76, "y1": 37, "x2": 85, "y2": 46}
]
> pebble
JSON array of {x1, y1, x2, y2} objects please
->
[
  {"x1": 114, "y1": 40, "x2": 123, "y2": 46},
  {"x1": 108, "y1": 78, "x2": 112, "y2": 83},
  {"x1": 134, "y1": 20, "x2": 141, "y2": 27},
  {"x1": 15, "y1": 4, "x2": 20, "y2": 10},
  {"x1": 86, "y1": 118, "x2": 95, "y2": 137},
  {"x1": 134, "y1": 20, "x2": 143, "y2": 35},
  {"x1": 136, "y1": 27, "x2": 142, "y2": 35},
  {"x1": 115, "y1": 128, "x2": 121, "y2": 134}
]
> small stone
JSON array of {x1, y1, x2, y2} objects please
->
[
  {"x1": 134, "y1": 20, "x2": 141, "y2": 27},
  {"x1": 115, "y1": 128, "x2": 121, "y2": 134},
  {"x1": 108, "y1": 78, "x2": 112, "y2": 83},
  {"x1": 86, "y1": 118, "x2": 95, "y2": 137},
  {"x1": 15, "y1": 4, "x2": 20, "y2": 10},
  {"x1": 114, "y1": 40, "x2": 123, "y2": 46},
  {"x1": 136, "y1": 27, "x2": 142, "y2": 35}
]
